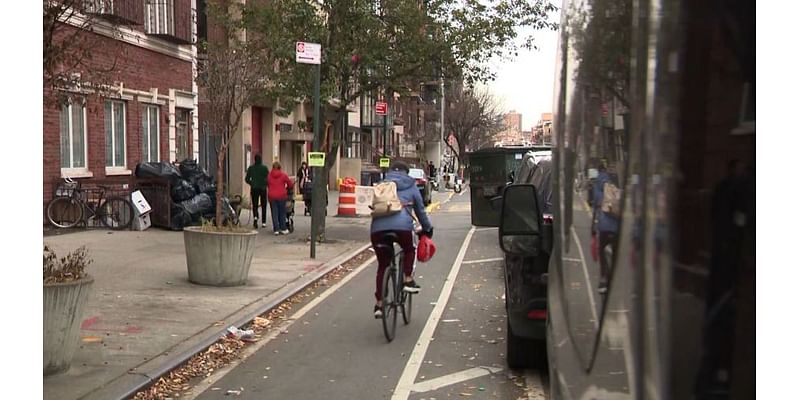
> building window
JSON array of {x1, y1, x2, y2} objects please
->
[
  {"x1": 142, "y1": 105, "x2": 160, "y2": 162},
  {"x1": 176, "y1": 108, "x2": 190, "y2": 161},
  {"x1": 105, "y1": 100, "x2": 127, "y2": 168},
  {"x1": 145, "y1": 0, "x2": 175, "y2": 36},
  {"x1": 60, "y1": 99, "x2": 88, "y2": 171},
  {"x1": 197, "y1": 0, "x2": 207, "y2": 43}
]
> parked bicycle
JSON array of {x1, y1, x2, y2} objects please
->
[
  {"x1": 374, "y1": 231, "x2": 419, "y2": 342},
  {"x1": 47, "y1": 177, "x2": 134, "y2": 230}
]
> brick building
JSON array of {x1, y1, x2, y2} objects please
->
[
  {"x1": 533, "y1": 112, "x2": 553, "y2": 144},
  {"x1": 43, "y1": 0, "x2": 198, "y2": 217},
  {"x1": 493, "y1": 110, "x2": 525, "y2": 146}
]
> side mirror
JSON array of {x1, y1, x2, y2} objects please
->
[{"x1": 498, "y1": 184, "x2": 542, "y2": 256}]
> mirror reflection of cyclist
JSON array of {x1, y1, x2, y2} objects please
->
[
  {"x1": 592, "y1": 163, "x2": 619, "y2": 294},
  {"x1": 370, "y1": 161, "x2": 434, "y2": 318}
]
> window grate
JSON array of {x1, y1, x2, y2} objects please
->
[{"x1": 145, "y1": 0, "x2": 175, "y2": 36}]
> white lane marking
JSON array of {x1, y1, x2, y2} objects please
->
[
  {"x1": 524, "y1": 371, "x2": 547, "y2": 400},
  {"x1": 570, "y1": 227, "x2": 599, "y2": 329},
  {"x1": 391, "y1": 226, "x2": 477, "y2": 400},
  {"x1": 410, "y1": 366, "x2": 502, "y2": 393},
  {"x1": 461, "y1": 257, "x2": 504, "y2": 265},
  {"x1": 563, "y1": 257, "x2": 583, "y2": 263},
  {"x1": 474, "y1": 227, "x2": 498, "y2": 232},
  {"x1": 185, "y1": 256, "x2": 377, "y2": 399}
]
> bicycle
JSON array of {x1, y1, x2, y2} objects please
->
[
  {"x1": 47, "y1": 177, "x2": 135, "y2": 230},
  {"x1": 375, "y1": 231, "x2": 419, "y2": 342}
]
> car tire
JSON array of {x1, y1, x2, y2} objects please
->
[{"x1": 506, "y1": 320, "x2": 547, "y2": 370}]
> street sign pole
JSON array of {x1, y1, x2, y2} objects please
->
[
  {"x1": 310, "y1": 62, "x2": 320, "y2": 259},
  {"x1": 297, "y1": 41, "x2": 323, "y2": 259}
]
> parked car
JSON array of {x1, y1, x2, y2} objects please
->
[
  {"x1": 494, "y1": 151, "x2": 553, "y2": 369},
  {"x1": 409, "y1": 168, "x2": 432, "y2": 205}
]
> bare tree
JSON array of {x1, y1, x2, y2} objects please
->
[
  {"x1": 43, "y1": 0, "x2": 124, "y2": 107},
  {"x1": 444, "y1": 84, "x2": 505, "y2": 166},
  {"x1": 198, "y1": 42, "x2": 268, "y2": 227}
]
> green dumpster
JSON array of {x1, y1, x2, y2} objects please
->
[{"x1": 467, "y1": 146, "x2": 550, "y2": 226}]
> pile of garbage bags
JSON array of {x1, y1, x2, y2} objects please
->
[{"x1": 135, "y1": 160, "x2": 235, "y2": 230}]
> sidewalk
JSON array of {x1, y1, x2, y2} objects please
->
[{"x1": 43, "y1": 191, "x2": 371, "y2": 400}]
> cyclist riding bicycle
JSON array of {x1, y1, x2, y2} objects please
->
[{"x1": 371, "y1": 161, "x2": 433, "y2": 318}]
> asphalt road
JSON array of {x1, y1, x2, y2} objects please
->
[{"x1": 189, "y1": 190, "x2": 548, "y2": 399}]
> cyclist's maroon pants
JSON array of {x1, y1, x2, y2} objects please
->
[{"x1": 371, "y1": 230, "x2": 415, "y2": 301}]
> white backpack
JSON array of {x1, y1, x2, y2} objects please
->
[
  {"x1": 370, "y1": 181, "x2": 403, "y2": 217},
  {"x1": 601, "y1": 181, "x2": 622, "y2": 218}
]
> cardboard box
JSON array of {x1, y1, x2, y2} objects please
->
[
  {"x1": 130, "y1": 190, "x2": 152, "y2": 216},
  {"x1": 132, "y1": 213, "x2": 152, "y2": 231}
]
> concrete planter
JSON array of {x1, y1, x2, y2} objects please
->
[
  {"x1": 43, "y1": 276, "x2": 94, "y2": 376},
  {"x1": 183, "y1": 226, "x2": 258, "y2": 286}
]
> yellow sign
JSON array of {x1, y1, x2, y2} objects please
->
[
  {"x1": 308, "y1": 152, "x2": 326, "y2": 167},
  {"x1": 379, "y1": 157, "x2": 390, "y2": 168}
]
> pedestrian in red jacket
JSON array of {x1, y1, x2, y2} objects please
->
[{"x1": 268, "y1": 161, "x2": 294, "y2": 235}]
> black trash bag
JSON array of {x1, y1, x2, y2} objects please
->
[
  {"x1": 136, "y1": 162, "x2": 182, "y2": 183},
  {"x1": 171, "y1": 179, "x2": 197, "y2": 202},
  {"x1": 179, "y1": 159, "x2": 203, "y2": 180},
  {"x1": 170, "y1": 203, "x2": 192, "y2": 231},
  {"x1": 180, "y1": 193, "x2": 214, "y2": 217},
  {"x1": 193, "y1": 175, "x2": 217, "y2": 194}
]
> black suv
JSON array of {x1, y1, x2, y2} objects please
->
[{"x1": 494, "y1": 151, "x2": 553, "y2": 369}]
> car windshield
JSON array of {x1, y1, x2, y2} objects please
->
[{"x1": 409, "y1": 169, "x2": 425, "y2": 179}]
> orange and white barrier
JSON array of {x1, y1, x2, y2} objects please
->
[
  {"x1": 355, "y1": 186, "x2": 375, "y2": 216},
  {"x1": 337, "y1": 184, "x2": 357, "y2": 217}
]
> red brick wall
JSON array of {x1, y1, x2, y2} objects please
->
[{"x1": 43, "y1": 24, "x2": 193, "y2": 219}]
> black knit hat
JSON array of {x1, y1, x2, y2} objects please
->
[{"x1": 390, "y1": 161, "x2": 410, "y2": 173}]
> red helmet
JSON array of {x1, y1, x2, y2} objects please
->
[{"x1": 416, "y1": 235, "x2": 436, "y2": 263}]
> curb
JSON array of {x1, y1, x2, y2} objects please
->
[{"x1": 81, "y1": 242, "x2": 372, "y2": 400}]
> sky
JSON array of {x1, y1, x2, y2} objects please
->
[{"x1": 480, "y1": 26, "x2": 559, "y2": 130}]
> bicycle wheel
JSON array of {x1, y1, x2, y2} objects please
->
[
  {"x1": 47, "y1": 197, "x2": 83, "y2": 228},
  {"x1": 97, "y1": 197, "x2": 134, "y2": 230},
  {"x1": 400, "y1": 253, "x2": 413, "y2": 324},
  {"x1": 381, "y1": 265, "x2": 398, "y2": 342}
]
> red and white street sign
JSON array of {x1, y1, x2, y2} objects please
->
[
  {"x1": 375, "y1": 101, "x2": 388, "y2": 115},
  {"x1": 296, "y1": 41, "x2": 321, "y2": 65}
]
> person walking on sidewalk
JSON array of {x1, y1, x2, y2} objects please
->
[
  {"x1": 245, "y1": 154, "x2": 269, "y2": 229},
  {"x1": 268, "y1": 161, "x2": 294, "y2": 235},
  {"x1": 370, "y1": 161, "x2": 434, "y2": 318},
  {"x1": 297, "y1": 161, "x2": 312, "y2": 216}
]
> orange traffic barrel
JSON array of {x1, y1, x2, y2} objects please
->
[{"x1": 337, "y1": 184, "x2": 357, "y2": 217}]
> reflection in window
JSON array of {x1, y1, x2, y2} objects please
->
[
  {"x1": 142, "y1": 105, "x2": 160, "y2": 162},
  {"x1": 60, "y1": 99, "x2": 87, "y2": 170},
  {"x1": 105, "y1": 100, "x2": 126, "y2": 168}
]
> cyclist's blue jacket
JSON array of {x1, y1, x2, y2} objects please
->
[
  {"x1": 592, "y1": 171, "x2": 620, "y2": 234},
  {"x1": 370, "y1": 171, "x2": 433, "y2": 234}
]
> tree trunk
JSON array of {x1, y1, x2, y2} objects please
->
[{"x1": 215, "y1": 146, "x2": 226, "y2": 227}]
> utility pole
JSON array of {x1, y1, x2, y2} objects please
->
[{"x1": 438, "y1": 77, "x2": 445, "y2": 192}]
